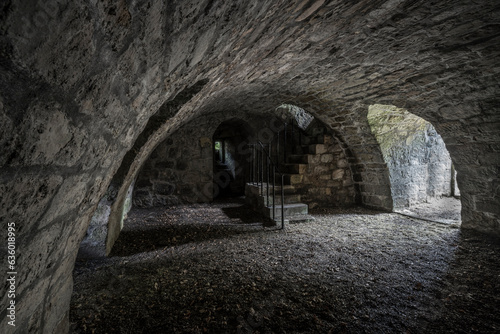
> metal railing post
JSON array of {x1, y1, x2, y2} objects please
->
[
  {"x1": 266, "y1": 145, "x2": 269, "y2": 207},
  {"x1": 272, "y1": 165, "x2": 276, "y2": 221},
  {"x1": 250, "y1": 145, "x2": 253, "y2": 184},
  {"x1": 260, "y1": 147, "x2": 263, "y2": 194},
  {"x1": 283, "y1": 122, "x2": 287, "y2": 163},
  {"x1": 252, "y1": 145, "x2": 255, "y2": 184},
  {"x1": 247, "y1": 150, "x2": 250, "y2": 184},
  {"x1": 281, "y1": 174, "x2": 285, "y2": 229},
  {"x1": 258, "y1": 145, "x2": 261, "y2": 187},
  {"x1": 276, "y1": 130, "x2": 280, "y2": 166}
]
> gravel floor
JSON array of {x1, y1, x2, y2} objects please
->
[
  {"x1": 395, "y1": 197, "x2": 462, "y2": 226},
  {"x1": 71, "y1": 198, "x2": 500, "y2": 333}
]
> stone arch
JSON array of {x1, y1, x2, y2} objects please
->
[
  {"x1": 277, "y1": 98, "x2": 393, "y2": 211},
  {"x1": 324, "y1": 103, "x2": 393, "y2": 211},
  {"x1": 80, "y1": 79, "x2": 211, "y2": 256},
  {"x1": 367, "y1": 104, "x2": 460, "y2": 213},
  {"x1": 102, "y1": 109, "x2": 277, "y2": 254},
  {"x1": 393, "y1": 101, "x2": 496, "y2": 232},
  {"x1": 1, "y1": 1, "x2": 499, "y2": 332}
]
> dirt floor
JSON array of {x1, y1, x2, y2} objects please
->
[{"x1": 71, "y1": 198, "x2": 500, "y2": 333}]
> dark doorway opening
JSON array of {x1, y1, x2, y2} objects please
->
[{"x1": 212, "y1": 119, "x2": 253, "y2": 199}]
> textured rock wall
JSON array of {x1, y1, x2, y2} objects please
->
[
  {"x1": 1, "y1": 1, "x2": 174, "y2": 332},
  {"x1": 368, "y1": 104, "x2": 456, "y2": 208},
  {"x1": 0, "y1": 0, "x2": 499, "y2": 332},
  {"x1": 323, "y1": 103, "x2": 393, "y2": 211},
  {"x1": 302, "y1": 136, "x2": 358, "y2": 209},
  {"x1": 132, "y1": 112, "x2": 285, "y2": 208},
  {"x1": 135, "y1": 115, "x2": 359, "y2": 210},
  {"x1": 286, "y1": 123, "x2": 358, "y2": 209},
  {"x1": 133, "y1": 120, "x2": 215, "y2": 207}
]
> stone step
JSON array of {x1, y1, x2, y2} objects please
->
[
  {"x1": 263, "y1": 203, "x2": 309, "y2": 218},
  {"x1": 297, "y1": 135, "x2": 313, "y2": 146},
  {"x1": 259, "y1": 193, "x2": 302, "y2": 206},
  {"x1": 286, "y1": 214, "x2": 315, "y2": 224},
  {"x1": 245, "y1": 183, "x2": 298, "y2": 196},
  {"x1": 284, "y1": 163, "x2": 307, "y2": 174},
  {"x1": 293, "y1": 145, "x2": 311, "y2": 155},
  {"x1": 280, "y1": 173, "x2": 303, "y2": 185}
]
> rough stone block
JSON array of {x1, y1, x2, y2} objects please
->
[
  {"x1": 332, "y1": 169, "x2": 345, "y2": 180},
  {"x1": 314, "y1": 165, "x2": 329, "y2": 174},
  {"x1": 308, "y1": 154, "x2": 321, "y2": 164},
  {"x1": 343, "y1": 178, "x2": 353, "y2": 187},
  {"x1": 317, "y1": 134, "x2": 333, "y2": 145},
  {"x1": 337, "y1": 159, "x2": 348, "y2": 168},
  {"x1": 310, "y1": 144, "x2": 327, "y2": 154},
  {"x1": 329, "y1": 144, "x2": 343, "y2": 153},
  {"x1": 320, "y1": 154, "x2": 334, "y2": 163}
]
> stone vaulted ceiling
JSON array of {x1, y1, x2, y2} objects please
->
[{"x1": 0, "y1": 0, "x2": 499, "y2": 332}]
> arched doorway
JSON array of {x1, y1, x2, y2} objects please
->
[
  {"x1": 212, "y1": 119, "x2": 253, "y2": 199},
  {"x1": 368, "y1": 104, "x2": 461, "y2": 224}
]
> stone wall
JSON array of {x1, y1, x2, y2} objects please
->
[
  {"x1": 133, "y1": 124, "x2": 214, "y2": 207},
  {"x1": 286, "y1": 122, "x2": 358, "y2": 209},
  {"x1": 134, "y1": 113, "x2": 360, "y2": 210},
  {"x1": 315, "y1": 102, "x2": 394, "y2": 211},
  {"x1": 0, "y1": 1, "x2": 499, "y2": 333},
  {"x1": 368, "y1": 104, "x2": 457, "y2": 208},
  {"x1": 133, "y1": 111, "x2": 360, "y2": 212},
  {"x1": 132, "y1": 112, "x2": 278, "y2": 207},
  {"x1": 303, "y1": 138, "x2": 358, "y2": 209}
]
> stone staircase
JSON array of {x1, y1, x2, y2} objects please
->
[
  {"x1": 245, "y1": 121, "x2": 335, "y2": 224},
  {"x1": 245, "y1": 183, "x2": 313, "y2": 223},
  {"x1": 279, "y1": 122, "x2": 334, "y2": 195}
]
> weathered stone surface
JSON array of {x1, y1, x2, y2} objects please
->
[
  {"x1": 332, "y1": 169, "x2": 345, "y2": 180},
  {"x1": 321, "y1": 154, "x2": 334, "y2": 163},
  {"x1": 281, "y1": 120, "x2": 358, "y2": 207},
  {"x1": 0, "y1": 0, "x2": 499, "y2": 332},
  {"x1": 132, "y1": 111, "x2": 273, "y2": 207},
  {"x1": 368, "y1": 104, "x2": 457, "y2": 208}
]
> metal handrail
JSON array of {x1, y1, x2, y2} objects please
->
[
  {"x1": 256, "y1": 141, "x2": 285, "y2": 229},
  {"x1": 247, "y1": 118, "x2": 307, "y2": 229}
]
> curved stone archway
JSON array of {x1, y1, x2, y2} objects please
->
[
  {"x1": 104, "y1": 110, "x2": 280, "y2": 255},
  {"x1": 368, "y1": 104, "x2": 458, "y2": 202},
  {"x1": 0, "y1": 1, "x2": 499, "y2": 332}
]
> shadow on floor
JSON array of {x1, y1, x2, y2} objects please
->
[
  {"x1": 110, "y1": 200, "x2": 267, "y2": 257},
  {"x1": 111, "y1": 224, "x2": 265, "y2": 257},
  {"x1": 425, "y1": 229, "x2": 500, "y2": 332},
  {"x1": 221, "y1": 205, "x2": 268, "y2": 224}
]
